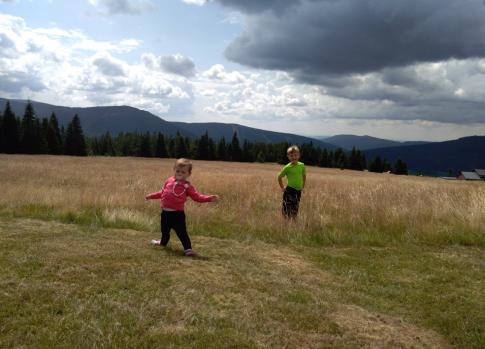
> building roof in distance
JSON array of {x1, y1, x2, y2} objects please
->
[{"x1": 461, "y1": 171, "x2": 481, "y2": 180}]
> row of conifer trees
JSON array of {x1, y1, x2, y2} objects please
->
[
  {"x1": 0, "y1": 101, "x2": 86, "y2": 156},
  {"x1": 0, "y1": 100, "x2": 407, "y2": 174}
]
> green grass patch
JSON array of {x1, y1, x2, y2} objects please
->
[
  {"x1": 2, "y1": 218, "x2": 484, "y2": 348},
  {"x1": 306, "y1": 245, "x2": 485, "y2": 349}
]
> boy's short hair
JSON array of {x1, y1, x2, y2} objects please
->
[
  {"x1": 174, "y1": 158, "x2": 192, "y2": 173},
  {"x1": 287, "y1": 145, "x2": 300, "y2": 155}
]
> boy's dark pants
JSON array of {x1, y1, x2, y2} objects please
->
[
  {"x1": 282, "y1": 186, "x2": 302, "y2": 219},
  {"x1": 160, "y1": 210, "x2": 192, "y2": 250}
]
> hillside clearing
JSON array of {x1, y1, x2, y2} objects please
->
[
  {"x1": 0, "y1": 218, "x2": 466, "y2": 349},
  {"x1": 1, "y1": 155, "x2": 484, "y2": 348}
]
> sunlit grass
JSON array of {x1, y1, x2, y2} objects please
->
[
  {"x1": 1, "y1": 155, "x2": 485, "y2": 348},
  {"x1": 1, "y1": 154, "x2": 484, "y2": 247}
]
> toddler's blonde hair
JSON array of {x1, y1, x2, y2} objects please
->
[{"x1": 174, "y1": 158, "x2": 192, "y2": 173}]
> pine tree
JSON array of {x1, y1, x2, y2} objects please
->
[
  {"x1": 174, "y1": 132, "x2": 188, "y2": 158},
  {"x1": 0, "y1": 111, "x2": 3, "y2": 153},
  {"x1": 361, "y1": 153, "x2": 367, "y2": 172},
  {"x1": 382, "y1": 159, "x2": 392, "y2": 173},
  {"x1": 216, "y1": 137, "x2": 227, "y2": 160},
  {"x1": 60, "y1": 126, "x2": 66, "y2": 154},
  {"x1": 155, "y1": 132, "x2": 168, "y2": 158},
  {"x1": 393, "y1": 159, "x2": 408, "y2": 175},
  {"x1": 65, "y1": 114, "x2": 87, "y2": 156},
  {"x1": 46, "y1": 113, "x2": 62, "y2": 154},
  {"x1": 116, "y1": 132, "x2": 133, "y2": 156},
  {"x1": 318, "y1": 148, "x2": 331, "y2": 167},
  {"x1": 207, "y1": 136, "x2": 216, "y2": 160},
  {"x1": 89, "y1": 137, "x2": 100, "y2": 155},
  {"x1": 256, "y1": 150, "x2": 265, "y2": 163},
  {"x1": 138, "y1": 132, "x2": 152, "y2": 157},
  {"x1": 277, "y1": 142, "x2": 290, "y2": 164},
  {"x1": 348, "y1": 147, "x2": 364, "y2": 170},
  {"x1": 167, "y1": 137, "x2": 176, "y2": 158},
  {"x1": 230, "y1": 132, "x2": 242, "y2": 162},
  {"x1": 333, "y1": 148, "x2": 347, "y2": 169},
  {"x1": 195, "y1": 131, "x2": 210, "y2": 160},
  {"x1": 38, "y1": 118, "x2": 48, "y2": 154},
  {"x1": 101, "y1": 132, "x2": 116, "y2": 156},
  {"x1": 242, "y1": 140, "x2": 254, "y2": 162},
  {"x1": 20, "y1": 101, "x2": 39, "y2": 154},
  {"x1": 368, "y1": 156, "x2": 383, "y2": 173}
]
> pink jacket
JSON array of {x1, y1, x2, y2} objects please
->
[{"x1": 146, "y1": 176, "x2": 212, "y2": 211}]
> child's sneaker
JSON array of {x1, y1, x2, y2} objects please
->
[
  {"x1": 184, "y1": 249, "x2": 196, "y2": 257},
  {"x1": 150, "y1": 239, "x2": 161, "y2": 245}
]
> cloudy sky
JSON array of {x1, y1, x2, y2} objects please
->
[{"x1": 1, "y1": 0, "x2": 485, "y2": 141}]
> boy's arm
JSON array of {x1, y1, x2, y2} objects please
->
[
  {"x1": 302, "y1": 164, "x2": 306, "y2": 190},
  {"x1": 187, "y1": 185, "x2": 218, "y2": 203},
  {"x1": 278, "y1": 176, "x2": 285, "y2": 191},
  {"x1": 277, "y1": 166, "x2": 286, "y2": 191}
]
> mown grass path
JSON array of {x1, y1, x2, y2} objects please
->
[{"x1": 2, "y1": 218, "x2": 483, "y2": 348}]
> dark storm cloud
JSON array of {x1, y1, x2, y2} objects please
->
[{"x1": 222, "y1": 0, "x2": 485, "y2": 79}]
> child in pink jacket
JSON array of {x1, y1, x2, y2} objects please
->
[{"x1": 145, "y1": 158, "x2": 218, "y2": 256}]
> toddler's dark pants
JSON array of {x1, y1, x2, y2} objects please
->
[
  {"x1": 282, "y1": 186, "x2": 302, "y2": 219},
  {"x1": 160, "y1": 210, "x2": 192, "y2": 250}
]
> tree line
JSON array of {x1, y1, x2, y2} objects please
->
[
  {"x1": 0, "y1": 100, "x2": 408, "y2": 175},
  {"x1": 0, "y1": 101, "x2": 86, "y2": 156}
]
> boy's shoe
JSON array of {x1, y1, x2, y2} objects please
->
[
  {"x1": 150, "y1": 239, "x2": 161, "y2": 245},
  {"x1": 184, "y1": 249, "x2": 196, "y2": 257}
]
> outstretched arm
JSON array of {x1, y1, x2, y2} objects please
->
[
  {"x1": 187, "y1": 185, "x2": 218, "y2": 203},
  {"x1": 145, "y1": 182, "x2": 166, "y2": 200},
  {"x1": 145, "y1": 190, "x2": 163, "y2": 200}
]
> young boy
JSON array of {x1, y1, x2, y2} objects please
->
[{"x1": 277, "y1": 145, "x2": 306, "y2": 219}]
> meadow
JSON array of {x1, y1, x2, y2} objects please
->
[{"x1": 0, "y1": 154, "x2": 484, "y2": 348}]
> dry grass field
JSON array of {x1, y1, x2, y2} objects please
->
[{"x1": 1, "y1": 154, "x2": 484, "y2": 348}]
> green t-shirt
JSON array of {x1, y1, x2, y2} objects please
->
[{"x1": 278, "y1": 162, "x2": 306, "y2": 190}]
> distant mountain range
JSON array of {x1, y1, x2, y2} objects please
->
[
  {"x1": 2, "y1": 98, "x2": 484, "y2": 174},
  {"x1": 0, "y1": 98, "x2": 337, "y2": 149},
  {"x1": 322, "y1": 134, "x2": 429, "y2": 150},
  {"x1": 364, "y1": 136, "x2": 485, "y2": 174}
]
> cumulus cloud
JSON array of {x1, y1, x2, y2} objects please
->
[
  {"x1": 142, "y1": 53, "x2": 196, "y2": 77},
  {"x1": 0, "y1": 71, "x2": 46, "y2": 93},
  {"x1": 222, "y1": 0, "x2": 485, "y2": 78},
  {"x1": 202, "y1": 64, "x2": 246, "y2": 84},
  {"x1": 92, "y1": 52, "x2": 127, "y2": 76},
  {"x1": 182, "y1": 0, "x2": 205, "y2": 5},
  {"x1": 196, "y1": 66, "x2": 311, "y2": 123},
  {"x1": 88, "y1": 0, "x2": 155, "y2": 15},
  {"x1": 0, "y1": 32, "x2": 17, "y2": 57},
  {"x1": 0, "y1": 13, "x2": 193, "y2": 118}
]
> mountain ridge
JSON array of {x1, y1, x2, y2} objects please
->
[
  {"x1": 364, "y1": 136, "x2": 485, "y2": 174},
  {"x1": 323, "y1": 134, "x2": 430, "y2": 150},
  {"x1": 0, "y1": 98, "x2": 336, "y2": 149}
]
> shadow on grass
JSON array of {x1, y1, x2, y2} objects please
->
[{"x1": 150, "y1": 245, "x2": 211, "y2": 261}]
